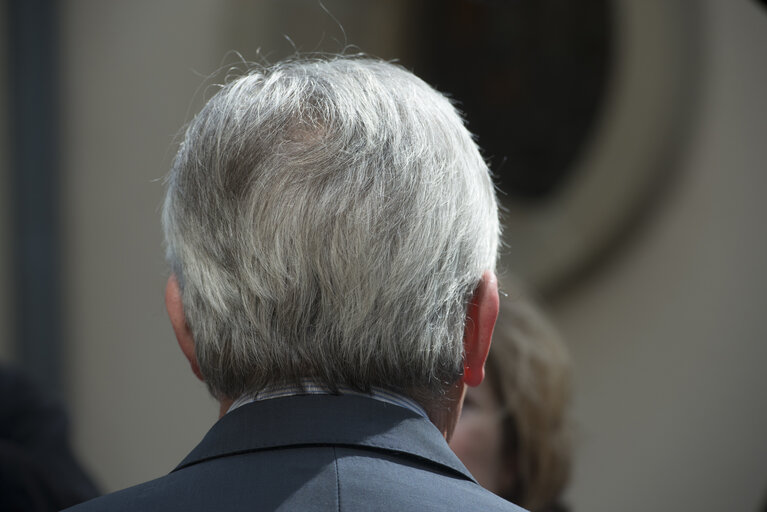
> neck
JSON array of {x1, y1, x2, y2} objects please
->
[
  {"x1": 426, "y1": 380, "x2": 466, "y2": 441},
  {"x1": 218, "y1": 397, "x2": 234, "y2": 418}
]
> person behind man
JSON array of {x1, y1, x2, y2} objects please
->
[
  {"x1": 0, "y1": 364, "x2": 100, "y2": 511},
  {"x1": 65, "y1": 56, "x2": 524, "y2": 511},
  {"x1": 450, "y1": 286, "x2": 572, "y2": 512}
]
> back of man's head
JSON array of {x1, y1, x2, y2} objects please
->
[{"x1": 162, "y1": 57, "x2": 499, "y2": 406}]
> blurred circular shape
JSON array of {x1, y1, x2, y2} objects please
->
[
  {"x1": 410, "y1": 0, "x2": 613, "y2": 203},
  {"x1": 497, "y1": 1, "x2": 702, "y2": 296},
  {"x1": 406, "y1": 0, "x2": 702, "y2": 296}
]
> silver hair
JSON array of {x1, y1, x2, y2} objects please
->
[{"x1": 162, "y1": 56, "x2": 499, "y2": 403}]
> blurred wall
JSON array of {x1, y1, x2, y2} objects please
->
[
  {"x1": 60, "y1": 0, "x2": 226, "y2": 490},
  {"x1": 553, "y1": 1, "x2": 767, "y2": 511},
  {"x1": 53, "y1": 1, "x2": 767, "y2": 511}
]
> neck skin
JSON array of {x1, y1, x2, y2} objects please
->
[
  {"x1": 219, "y1": 398, "x2": 234, "y2": 418},
  {"x1": 216, "y1": 381, "x2": 467, "y2": 441},
  {"x1": 426, "y1": 380, "x2": 467, "y2": 441}
]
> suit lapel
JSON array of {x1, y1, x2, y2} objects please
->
[{"x1": 173, "y1": 394, "x2": 475, "y2": 483}]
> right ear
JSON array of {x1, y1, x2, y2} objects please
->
[
  {"x1": 462, "y1": 271, "x2": 499, "y2": 388},
  {"x1": 165, "y1": 274, "x2": 203, "y2": 381}
]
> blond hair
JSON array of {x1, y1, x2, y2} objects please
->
[{"x1": 485, "y1": 288, "x2": 572, "y2": 511}]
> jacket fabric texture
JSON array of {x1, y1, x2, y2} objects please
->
[{"x1": 64, "y1": 393, "x2": 526, "y2": 511}]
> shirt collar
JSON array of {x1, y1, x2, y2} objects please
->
[{"x1": 227, "y1": 378, "x2": 429, "y2": 420}]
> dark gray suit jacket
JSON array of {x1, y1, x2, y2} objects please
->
[{"x1": 64, "y1": 394, "x2": 526, "y2": 511}]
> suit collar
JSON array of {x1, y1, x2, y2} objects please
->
[{"x1": 174, "y1": 394, "x2": 475, "y2": 483}]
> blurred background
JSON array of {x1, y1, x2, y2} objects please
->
[{"x1": 1, "y1": 1, "x2": 766, "y2": 510}]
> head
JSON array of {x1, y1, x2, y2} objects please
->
[
  {"x1": 449, "y1": 288, "x2": 572, "y2": 511},
  {"x1": 162, "y1": 57, "x2": 500, "y2": 418}
]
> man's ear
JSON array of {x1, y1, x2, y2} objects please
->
[
  {"x1": 165, "y1": 274, "x2": 204, "y2": 382},
  {"x1": 462, "y1": 270, "x2": 499, "y2": 387}
]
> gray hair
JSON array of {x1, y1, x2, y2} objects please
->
[{"x1": 162, "y1": 57, "x2": 499, "y2": 403}]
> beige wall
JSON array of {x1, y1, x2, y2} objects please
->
[
  {"x1": 59, "y1": 1, "x2": 767, "y2": 510},
  {"x1": 61, "y1": 0, "x2": 225, "y2": 490},
  {"x1": 555, "y1": 1, "x2": 767, "y2": 510}
]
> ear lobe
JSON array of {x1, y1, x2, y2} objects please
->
[
  {"x1": 165, "y1": 274, "x2": 204, "y2": 382},
  {"x1": 462, "y1": 271, "x2": 499, "y2": 387}
]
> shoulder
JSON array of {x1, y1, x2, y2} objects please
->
[
  {"x1": 63, "y1": 447, "x2": 527, "y2": 512},
  {"x1": 61, "y1": 474, "x2": 181, "y2": 512},
  {"x1": 333, "y1": 446, "x2": 526, "y2": 511}
]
